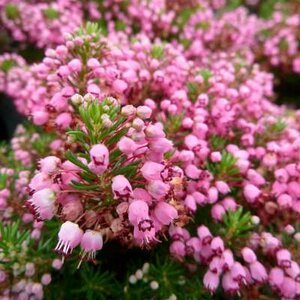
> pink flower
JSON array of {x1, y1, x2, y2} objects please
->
[
  {"x1": 243, "y1": 184, "x2": 261, "y2": 203},
  {"x1": 41, "y1": 274, "x2": 52, "y2": 286},
  {"x1": 207, "y1": 187, "x2": 218, "y2": 204},
  {"x1": 137, "y1": 106, "x2": 152, "y2": 119},
  {"x1": 153, "y1": 202, "x2": 178, "y2": 225},
  {"x1": 203, "y1": 270, "x2": 220, "y2": 293},
  {"x1": 215, "y1": 181, "x2": 230, "y2": 194},
  {"x1": 147, "y1": 180, "x2": 170, "y2": 200},
  {"x1": 118, "y1": 137, "x2": 138, "y2": 155},
  {"x1": 113, "y1": 79, "x2": 128, "y2": 93},
  {"x1": 133, "y1": 188, "x2": 152, "y2": 203},
  {"x1": 211, "y1": 204, "x2": 225, "y2": 221},
  {"x1": 87, "y1": 58, "x2": 100, "y2": 69},
  {"x1": 230, "y1": 262, "x2": 246, "y2": 283},
  {"x1": 241, "y1": 247, "x2": 257, "y2": 264},
  {"x1": 221, "y1": 197, "x2": 238, "y2": 211},
  {"x1": 211, "y1": 151, "x2": 222, "y2": 162},
  {"x1": 274, "y1": 168, "x2": 289, "y2": 183},
  {"x1": 222, "y1": 272, "x2": 240, "y2": 295},
  {"x1": 38, "y1": 156, "x2": 61, "y2": 174},
  {"x1": 141, "y1": 161, "x2": 165, "y2": 181},
  {"x1": 26, "y1": 188, "x2": 56, "y2": 220},
  {"x1": 211, "y1": 237, "x2": 224, "y2": 256},
  {"x1": 52, "y1": 259, "x2": 63, "y2": 270},
  {"x1": 145, "y1": 123, "x2": 165, "y2": 139},
  {"x1": 61, "y1": 200, "x2": 83, "y2": 221},
  {"x1": 80, "y1": 230, "x2": 103, "y2": 260},
  {"x1": 169, "y1": 226, "x2": 190, "y2": 241},
  {"x1": 249, "y1": 261, "x2": 268, "y2": 282},
  {"x1": 222, "y1": 250, "x2": 234, "y2": 271},
  {"x1": 276, "y1": 249, "x2": 292, "y2": 268},
  {"x1": 185, "y1": 195, "x2": 197, "y2": 212},
  {"x1": 128, "y1": 200, "x2": 149, "y2": 225},
  {"x1": 280, "y1": 277, "x2": 296, "y2": 299},
  {"x1": 121, "y1": 105, "x2": 136, "y2": 116},
  {"x1": 89, "y1": 144, "x2": 109, "y2": 174},
  {"x1": 269, "y1": 267, "x2": 284, "y2": 288},
  {"x1": 55, "y1": 221, "x2": 83, "y2": 255},
  {"x1": 285, "y1": 261, "x2": 300, "y2": 279},
  {"x1": 197, "y1": 226, "x2": 212, "y2": 245},
  {"x1": 68, "y1": 59, "x2": 82, "y2": 72},
  {"x1": 193, "y1": 192, "x2": 207, "y2": 205},
  {"x1": 55, "y1": 113, "x2": 72, "y2": 130},
  {"x1": 186, "y1": 237, "x2": 201, "y2": 253},
  {"x1": 247, "y1": 169, "x2": 266, "y2": 186},
  {"x1": 293, "y1": 57, "x2": 300, "y2": 73},
  {"x1": 277, "y1": 194, "x2": 292, "y2": 208},
  {"x1": 32, "y1": 111, "x2": 49, "y2": 125},
  {"x1": 87, "y1": 84, "x2": 100, "y2": 97},
  {"x1": 170, "y1": 240, "x2": 186, "y2": 258},
  {"x1": 185, "y1": 164, "x2": 201, "y2": 180},
  {"x1": 209, "y1": 256, "x2": 223, "y2": 274},
  {"x1": 148, "y1": 138, "x2": 173, "y2": 154},
  {"x1": 133, "y1": 219, "x2": 156, "y2": 244},
  {"x1": 112, "y1": 175, "x2": 133, "y2": 200}
]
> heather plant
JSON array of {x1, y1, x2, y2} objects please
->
[{"x1": 0, "y1": 1, "x2": 300, "y2": 299}]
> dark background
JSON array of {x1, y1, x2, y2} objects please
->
[{"x1": 0, "y1": 93, "x2": 23, "y2": 141}]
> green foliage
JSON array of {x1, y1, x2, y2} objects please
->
[
  {"x1": 43, "y1": 8, "x2": 60, "y2": 20},
  {"x1": 74, "y1": 98, "x2": 126, "y2": 145},
  {"x1": 0, "y1": 59, "x2": 16, "y2": 72},
  {"x1": 151, "y1": 45, "x2": 165, "y2": 60},
  {"x1": 65, "y1": 151, "x2": 94, "y2": 175},
  {"x1": 5, "y1": 4, "x2": 19, "y2": 20},
  {"x1": 0, "y1": 221, "x2": 30, "y2": 267},
  {"x1": 219, "y1": 208, "x2": 254, "y2": 245},
  {"x1": 209, "y1": 135, "x2": 227, "y2": 151},
  {"x1": 199, "y1": 69, "x2": 212, "y2": 85},
  {"x1": 180, "y1": 38, "x2": 192, "y2": 49},
  {"x1": 97, "y1": 18, "x2": 108, "y2": 35},
  {"x1": 76, "y1": 22, "x2": 103, "y2": 41},
  {"x1": 0, "y1": 173, "x2": 8, "y2": 189},
  {"x1": 31, "y1": 133, "x2": 57, "y2": 157},
  {"x1": 176, "y1": 8, "x2": 194, "y2": 30},
  {"x1": 187, "y1": 69, "x2": 212, "y2": 102},
  {"x1": 73, "y1": 265, "x2": 119, "y2": 300},
  {"x1": 187, "y1": 81, "x2": 199, "y2": 103},
  {"x1": 269, "y1": 118, "x2": 287, "y2": 134},
  {"x1": 159, "y1": 112, "x2": 186, "y2": 138},
  {"x1": 112, "y1": 160, "x2": 141, "y2": 178},
  {"x1": 225, "y1": 0, "x2": 242, "y2": 10},
  {"x1": 124, "y1": 254, "x2": 212, "y2": 300},
  {"x1": 256, "y1": 118, "x2": 287, "y2": 145},
  {"x1": 115, "y1": 20, "x2": 126, "y2": 31},
  {"x1": 157, "y1": 112, "x2": 188, "y2": 148},
  {"x1": 195, "y1": 21, "x2": 210, "y2": 30},
  {"x1": 259, "y1": 0, "x2": 288, "y2": 19},
  {"x1": 207, "y1": 150, "x2": 241, "y2": 183},
  {"x1": 67, "y1": 99, "x2": 143, "y2": 192}
]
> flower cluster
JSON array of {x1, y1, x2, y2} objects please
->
[
  {"x1": 0, "y1": 53, "x2": 25, "y2": 92},
  {"x1": 0, "y1": 0, "x2": 300, "y2": 299},
  {"x1": 0, "y1": 137, "x2": 60, "y2": 299},
  {"x1": 255, "y1": 2, "x2": 300, "y2": 74},
  {"x1": 0, "y1": 0, "x2": 83, "y2": 48},
  {"x1": 26, "y1": 96, "x2": 186, "y2": 259}
]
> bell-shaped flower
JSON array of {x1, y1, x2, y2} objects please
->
[
  {"x1": 55, "y1": 221, "x2": 83, "y2": 255},
  {"x1": 80, "y1": 230, "x2": 103, "y2": 260},
  {"x1": 112, "y1": 175, "x2": 133, "y2": 200},
  {"x1": 26, "y1": 188, "x2": 56, "y2": 220},
  {"x1": 153, "y1": 202, "x2": 178, "y2": 225}
]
